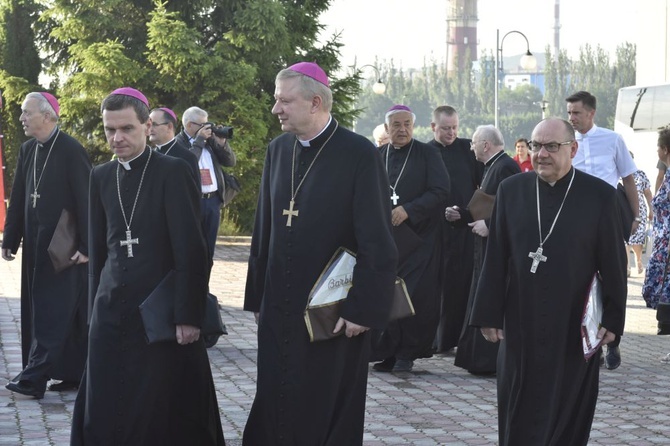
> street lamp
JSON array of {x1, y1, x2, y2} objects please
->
[
  {"x1": 494, "y1": 29, "x2": 537, "y2": 128},
  {"x1": 540, "y1": 99, "x2": 549, "y2": 119},
  {"x1": 356, "y1": 64, "x2": 386, "y2": 95}
]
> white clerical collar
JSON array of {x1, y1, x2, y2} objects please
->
[
  {"x1": 157, "y1": 137, "x2": 176, "y2": 150},
  {"x1": 298, "y1": 116, "x2": 333, "y2": 147},
  {"x1": 117, "y1": 148, "x2": 147, "y2": 170},
  {"x1": 485, "y1": 150, "x2": 505, "y2": 166}
]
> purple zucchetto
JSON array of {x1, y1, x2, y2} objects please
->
[
  {"x1": 159, "y1": 107, "x2": 177, "y2": 122},
  {"x1": 40, "y1": 92, "x2": 60, "y2": 117},
  {"x1": 385, "y1": 104, "x2": 416, "y2": 123},
  {"x1": 288, "y1": 61, "x2": 330, "y2": 88},
  {"x1": 110, "y1": 87, "x2": 149, "y2": 107}
]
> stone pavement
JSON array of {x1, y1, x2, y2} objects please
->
[{"x1": 0, "y1": 237, "x2": 669, "y2": 445}]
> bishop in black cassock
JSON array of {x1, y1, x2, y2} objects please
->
[
  {"x1": 243, "y1": 63, "x2": 397, "y2": 445},
  {"x1": 428, "y1": 106, "x2": 484, "y2": 352},
  {"x1": 470, "y1": 118, "x2": 627, "y2": 445},
  {"x1": 450, "y1": 126, "x2": 520, "y2": 374},
  {"x1": 370, "y1": 105, "x2": 449, "y2": 372},
  {"x1": 2, "y1": 92, "x2": 90, "y2": 398},
  {"x1": 71, "y1": 88, "x2": 224, "y2": 445}
]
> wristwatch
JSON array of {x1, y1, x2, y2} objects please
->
[{"x1": 634, "y1": 217, "x2": 642, "y2": 223}]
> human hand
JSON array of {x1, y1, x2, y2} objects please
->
[
  {"x1": 596, "y1": 326, "x2": 616, "y2": 345},
  {"x1": 391, "y1": 206, "x2": 409, "y2": 226},
  {"x1": 445, "y1": 206, "x2": 461, "y2": 222},
  {"x1": 1, "y1": 248, "x2": 14, "y2": 261},
  {"x1": 333, "y1": 317, "x2": 369, "y2": 338},
  {"x1": 480, "y1": 327, "x2": 504, "y2": 343},
  {"x1": 468, "y1": 219, "x2": 489, "y2": 237},
  {"x1": 71, "y1": 250, "x2": 89, "y2": 264},
  {"x1": 176, "y1": 324, "x2": 201, "y2": 345}
]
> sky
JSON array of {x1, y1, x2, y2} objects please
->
[{"x1": 319, "y1": 0, "x2": 638, "y2": 72}]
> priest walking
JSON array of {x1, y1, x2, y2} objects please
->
[
  {"x1": 470, "y1": 118, "x2": 627, "y2": 445},
  {"x1": 71, "y1": 88, "x2": 224, "y2": 445},
  {"x1": 243, "y1": 62, "x2": 397, "y2": 445},
  {"x1": 447, "y1": 125, "x2": 520, "y2": 375},
  {"x1": 371, "y1": 105, "x2": 450, "y2": 373},
  {"x1": 2, "y1": 92, "x2": 91, "y2": 398}
]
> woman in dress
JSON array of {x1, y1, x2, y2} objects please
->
[
  {"x1": 642, "y1": 127, "x2": 670, "y2": 362},
  {"x1": 512, "y1": 138, "x2": 532, "y2": 172},
  {"x1": 626, "y1": 151, "x2": 653, "y2": 275}
]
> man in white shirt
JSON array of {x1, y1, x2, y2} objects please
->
[{"x1": 566, "y1": 90, "x2": 639, "y2": 371}]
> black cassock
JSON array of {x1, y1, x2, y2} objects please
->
[
  {"x1": 427, "y1": 137, "x2": 484, "y2": 352},
  {"x1": 2, "y1": 129, "x2": 90, "y2": 386},
  {"x1": 470, "y1": 169, "x2": 627, "y2": 446},
  {"x1": 371, "y1": 139, "x2": 450, "y2": 361},
  {"x1": 71, "y1": 149, "x2": 224, "y2": 446},
  {"x1": 243, "y1": 119, "x2": 397, "y2": 446},
  {"x1": 453, "y1": 152, "x2": 520, "y2": 373}
]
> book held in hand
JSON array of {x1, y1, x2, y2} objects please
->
[
  {"x1": 581, "y1": 274, "x2": 603, "y2": 360},
  {"x1": 304, "y1": 247, "x2": 414, "y2": 342},
  {"x1": 466, "y1": 189, "x2": 495, "y2": 221},
  {"x1": 47, "y1": 208, "x2": 78, "y2": 273}
]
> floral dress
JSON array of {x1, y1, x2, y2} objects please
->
[
  {"x1": 629, "y1": 170, "x2": 651, "y2": 245},
  {"x1": 643, "y1": 170, "x2": 670, "y2": 308}
]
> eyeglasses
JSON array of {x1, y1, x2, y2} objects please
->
[
  {"x1": 470, "y1": 140, "x2": 487, "y2": 147},
  {"x1": 529, "y1": 141, "x2": 574, "y2": 153},
  {"x1": 153, "y1": 122, "x2": 170, "y2": 127}
]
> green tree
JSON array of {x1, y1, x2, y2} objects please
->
[{"x1": 9, "y1": 0, "x2": 361, "y2": 233}]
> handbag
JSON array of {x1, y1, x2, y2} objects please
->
[
  {"x1": 656, "y1": 302, "x2": 670, "y2": 335},
  {"x1": 139, "y1": 270, "x2": 227, "y2": 344},
  {"x1": 222, "y1": 170, "x2": 241, "y2": 207}
]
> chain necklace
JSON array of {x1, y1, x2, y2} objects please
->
[
  {"x1": 282, "y1": 122, "x2": 339, "y2": 226},
  {"x1": 384, "y1": 140, "x2": 414, "y2": 205},
  {"x1": 31, "y1": 129, "x2": 60, "y2": 208},
  {"x1": 159, "y1": 139, "x2": 177, "y2": 156},
  {"x1": 116, "y1": 148, "x2": 152, "y2": 257},
  {"x1": 528, "y1": 168, "x2": 576, "y2": 273}
]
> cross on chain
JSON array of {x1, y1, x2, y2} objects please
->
[
  {"x1": 30, "y1": 192, "x2": 40, "y2": 208},
  {"x1": 283, "y1": 200, "x2": 299, "y2": 227},
  {"x1": 120, "y1": 230, "x2": 139, "y2": 257},
  {"x1": 528, "y1": 246, "x2": 547, "y2": 273},
  {"x1": 391, "y1": 191, "x2": 400, "y2": 206}
]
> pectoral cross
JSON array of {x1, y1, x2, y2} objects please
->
[
  {"x1": 120, "y1": 230, "x2": 139, "y2": 257},
  {"x1": 283, "y1": 200, "x2": 299, "y2": 227},
  {"x1": 390, "y1": 191, "x2": 400, "y2": 206},
  {"x1": 528, "y1": 246, "x2": 547, "y2": 273},
  {"x1": 30, "y1": 192, "x2": 40, "y2": 208}
]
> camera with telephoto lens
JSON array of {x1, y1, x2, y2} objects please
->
[{"x1": 202, "y1": 122, "x2": 234, "y2": 140}]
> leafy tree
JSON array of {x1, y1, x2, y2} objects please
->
[{"x1": 2, "y1": 0, "x2": 361, "y2": 234}]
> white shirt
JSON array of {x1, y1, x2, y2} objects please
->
[
  {"x1": 573, "y1": 125, "x2": 637, "y2": 188},
  {"x1": 198, "y1": 148, "x2": 218, "y2": 193}
]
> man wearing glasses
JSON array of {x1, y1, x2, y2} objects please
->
[
  {"x1": 176, "y1": 106, "x2": 236, "y2": 267},
  {"x1": 566, "y1": 90, "x2": 637, "y2": 370},
  {"x1": 471, "y1": 118, "x2": 627, "y2": 446},
  {"x1": 149, "y1": 107, "x2": 199, "y2": 187}
]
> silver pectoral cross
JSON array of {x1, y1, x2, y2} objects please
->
[
  {"x1": 120, "y1": 230, "x2": 139, "y2": 257},
  {"x1": 30, "y1": 192, "x2": 40, "y2": 208},
  {"x1": 283, "y1": 199, "x2": 299, "y2": 227},
  {"x1": 390, "y1": 191, "x2": 400, "y2": 206},
  {"x1": 528, "y1": 246, "x2": 547, "y2": 273}
]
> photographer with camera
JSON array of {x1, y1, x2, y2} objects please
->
[{"x1": 177, "y1": 106, "x2": 237, "y2": 267}]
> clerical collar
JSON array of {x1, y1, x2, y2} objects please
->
[
  {"x1": 391, "y1": 140, "x2": 414, "y2": 151},
  {"x1": 298, "y1": 116, "x2": 334, "y2": 148},
  {"x1": 157, "y1": 137, "x2": 176, "y2": 151},
  {"x1": 37, "y1": 126, "x2": 59, "y2": 146},
  {"x1": 539, "y1": 167, "x2": 575, "y2": 187},
  {"x1": 118, "y1": 147, "x2": 150, "y2": 171},
  {"x1": 435, "y1": 137, "x2": 459, "y2": 148},
  {"x1": 485, "y1": 150, "x2": 505, "y2": 166}
]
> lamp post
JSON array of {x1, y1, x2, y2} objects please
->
[
  {"x1": 541, "y1": 99, "x2": 549, "y2": 119},
  {"x1": 494, "y1": 29, "x2": 537, "y2": 128},
  {"x1": 357, "y1": 64, "x2": 386, "y2": 95}
]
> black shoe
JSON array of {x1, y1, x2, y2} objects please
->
[
  {"x1": 392, "y1": 359, "x2": 414, "y2": 372},
  {"x1": 372, "y1": 357, "x2": 396, "y2": 372},
  {"x1": 605, "y1": 346, "x2": 621, "y2": 370},
  {"x1": 5, "y1": 381, "x2": 45, "y2": 399},
  {"x1": 47, "y1": 380, "x2": 79, "y2": 392}
]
